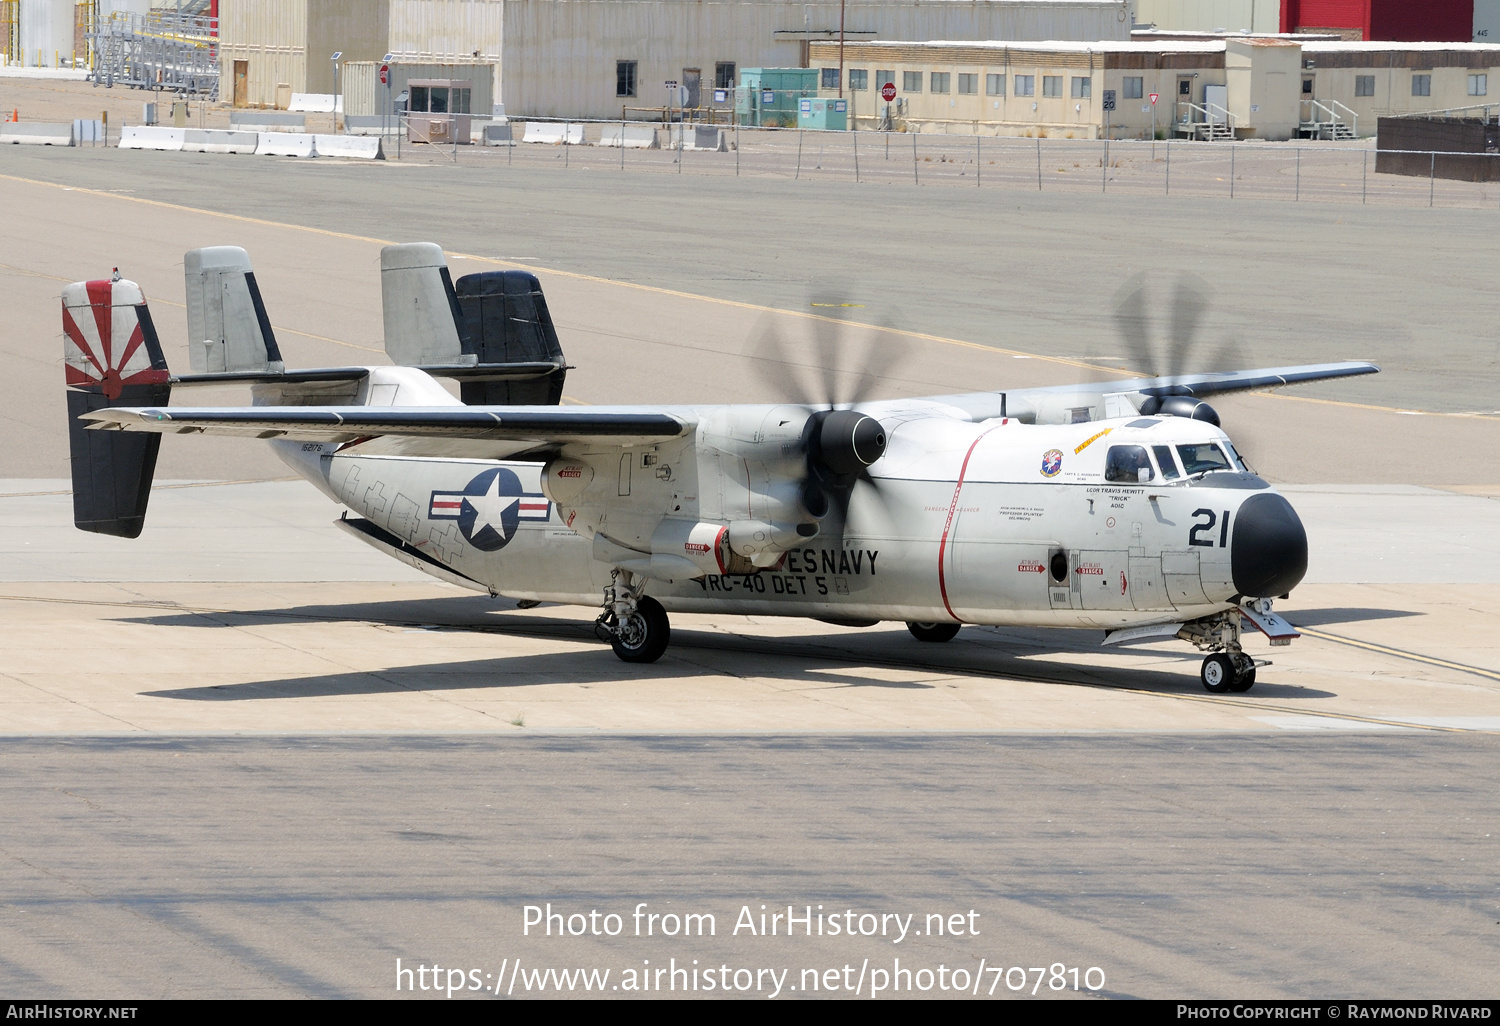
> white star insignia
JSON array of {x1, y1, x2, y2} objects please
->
[{"x1": 463, "y1": 475, "x2": 519, "y2": 541}]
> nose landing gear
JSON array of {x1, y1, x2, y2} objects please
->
[
  {"x1": 596, "y1": 569, "x2": 671, "y2": 663},
  {"x1": 1180, "y1": 611, "x2": 1261, "y2": 693},
  {"x1": 1200, "y1": 651, "x2": 1256, "y2": 693}
]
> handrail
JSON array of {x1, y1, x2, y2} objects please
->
[
  {"x1": 1178, "y1": 101, "x2": 1237, "y2": 136},
  {"x1": 1303, "y1": 97, "x2": 1358, "y2": 137}
]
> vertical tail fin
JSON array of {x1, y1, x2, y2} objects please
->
[
  {"x1": 452, "y1": 270, "x2": 567, "y2": 405},
  {"x1": 379, "y1": 242, "x2": 568, "y2": 405},
  {"x1": 184, "y1": 246, "x2": 284, "y2": 374},
  {"x1": 380, "y1": 242, "x2": 466, "y2": 366},
  {"x1": 62, "y1": 275, "x2": 172, "y2": 537}
]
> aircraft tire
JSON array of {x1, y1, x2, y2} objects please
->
[
  {"x1": 907, "y1": 621, "x2": 961, "y2": 643},
  {"x1": 611, "y1": 596, "x2": 670, "y2": 663},
  {"x1": 1228, "y1": 659, "x2": 1256, "y2": 693},
  {"x1": 1201, "y1": 653, "x2": 1235, "y2": 693}
]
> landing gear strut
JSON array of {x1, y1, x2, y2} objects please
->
[
  {"x1": 1180, "y1": 611, "x2": 1259, "y2": 693},
  {"x1": 595, "y1": 569, "x2": 670, "y2": 663}
]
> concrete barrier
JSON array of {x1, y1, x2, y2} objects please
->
[
  {"x1": 597, "y1": 123, "x2": 660, "y2": 149},
  {"x1": 73, "y1": 119, "x2": 105, "y2": 144},
  {"x1": 182, "y1": 129, "x2": 258, "y2": 154},
  {"x1": 669, "y1": 125, "x2": 730, "y2": 152},
  {"x1": 254, "y1": 132, "x2": 316, "y2": 157},
  {"x1": 230, "y1": 111, "x2": 305, "y2": 132},
  {"x1": 117, "y1": 125, "x2": 184, "y2": 151},
  {"x1": 342, "y1": 115, "x2": 401, "y2": 136},
  {"x1": 482, "y1": 122, "x2": 515, "y2": 146},
  {"x1": 0, "y1": 122, "x2": 73, "y2": 145},
  {"x1": 312, "y1": 134, "x2": 383, "y2": 159},
  {"x1": 521, "y1": 122, "x2": 584, "y2": 145},
  {"x1": 288, "y1": 93, "x2": 341, "y2": 113}
]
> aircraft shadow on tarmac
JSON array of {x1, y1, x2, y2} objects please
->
[
  {"x1": 128, "y1": 598, "x2": 1337, "y2": 702},
  {"x1": 1282, "y1": 607, "x2": 1422, "y2": 627}
]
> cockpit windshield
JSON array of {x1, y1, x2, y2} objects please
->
[
  {"x1": 1176, "y1": 442, "x2": 1234, "y2": 476},
  {"x1": 1104, "y1": 444, "x2": 1155, "y2": 483}
]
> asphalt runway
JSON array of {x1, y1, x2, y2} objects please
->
[
  {"x1": 1, "y1": 139, "x2": 1498, "y2": 1000},
  {"x1": 2, "y1": 735, "x2": 1496, "y2": 999}
]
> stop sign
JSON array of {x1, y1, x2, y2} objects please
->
[
  {"x1": 379, "y1": 63, "x2": 389, "y2": 85},
  {"x1": 880, "y1": 82, "x2": 896, "y2": 102}
]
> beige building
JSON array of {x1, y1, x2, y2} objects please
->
[
  {"x1": 219, "y1": 0, "x2": 1138, "y2": 113},
  {"x1": 1133, "y1": 0, "x2": 1280, "y2": 34},
  {"x1": 812, "y1": 37, "x2": 1500, "y2": 139}
]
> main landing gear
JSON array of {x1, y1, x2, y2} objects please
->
[
  {"x1": 596, "y1": 569, "x2": 670, "y2": 663},
  {"x1": 907, "y1": 621, "x2": 961, "y2": 643},
  {"x1": 1180, "y1": 611, "x2": 1259, "y2": 694}
]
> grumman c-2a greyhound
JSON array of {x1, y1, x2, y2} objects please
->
[{"x1": 63, "y1": 244, "x2": 1376, "y2": 692}]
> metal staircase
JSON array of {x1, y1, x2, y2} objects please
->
[
  {"x1": 1174, "y1": 101, "x2": 1238, "y2": 141},
  {"x1": 1299, "y1": 98, "x2": 1358, "y2": 140},
  {"x1": 89, "y1": 6, "x2": 218, "y2": 98}
]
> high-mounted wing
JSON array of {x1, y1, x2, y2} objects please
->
[
  {"x1": 932, "y1": 361, "x2": 1380, "y2": 425},
  {"x1": 81, "y1": 404, "x2": 690, "y2": 448}
]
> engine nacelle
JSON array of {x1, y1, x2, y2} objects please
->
[
  {"x1": 1140, "y1": 394, "x2": 1220, "y2": 425},
  {"x1": 651, "y1": 518, "x2": 730, "y2": 577}
]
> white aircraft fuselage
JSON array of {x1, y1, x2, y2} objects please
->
[{"x1": 284, "y1": 393, "x2": 1302, "y2": 633}]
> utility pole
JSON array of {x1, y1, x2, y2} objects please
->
[{"x1": 838, "y1": 0, "x2": 845, "y2": 98}]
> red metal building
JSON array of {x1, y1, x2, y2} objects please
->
[{"x1": 1281, "y1": 0, "x2": 1474, "y2": 41}]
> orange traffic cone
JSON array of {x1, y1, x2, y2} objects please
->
[{"x1": 8, "y1": 109, "x2": 16, "y2": 122}]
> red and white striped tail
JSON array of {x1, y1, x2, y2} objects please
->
[{"x1": 62, "y1": 277, "x2": 169, "y2": 399}]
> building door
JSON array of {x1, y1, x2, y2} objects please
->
[
  {"x1": 1204, "y1": 83, "x2": 1227, "y2": 122},
  {"x1": 233, "y1": 60, "x2": 248, "y2": 107},
  {"x1": 1300, "y1": 74, "x2": 1315, "y2": 123},
  {"x1": 682, "y1": 68, "x2": 701, "y2": 109},
  {"x1": 1176, "y1": 75, "x2": 1193, "y2": 122}
]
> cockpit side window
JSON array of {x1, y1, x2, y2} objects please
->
[
  {"x1": 1176, "y1": 442, "x2": 1233, "y2": 476},
  {"x1": 1151, "y1": 445, "x2": 1181, "y2": 480},
  {"x1": 1104, "y1": 444, "x2": 1155, "y2": 483}
]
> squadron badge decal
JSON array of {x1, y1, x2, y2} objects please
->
[
  {"x1": 1040, "y1": 448, "x2": 1064, "y2": 478},
  {"x1": 428, "y1": 468, "x2": 551, "y2": 551}
]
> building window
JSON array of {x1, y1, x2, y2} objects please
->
[
  {"x1": 1470, "y1": 73, "x2": 1488, "y2": 95},
  {"x1": 1071, "y1": 76, "x2": 1091, "y2": 98},
  {"x1": 876, "y1": 69, "x2": 894, "y2": 93},
  {"x1": 616, "y1": 60, "x2": 637, "y2": 97},
  {"x1": 1042, "y1": 75, "x2": 1062, "y2": 97},
  {"x1": 1015, "y1": 74, "x2": 1035, "y2": 97},
  {"x1": 821, "y1": 67, "x2": 840, "y2": 89},
  {"x1": 849, "y1": 68, "x2": 868, "y2": 90},
  {"x1": 1412, "y1": 73, "x2": 1431, "y2": 96},
  {"x1": 986, "y1": 73, "x2": 1005, "y2": 96},
  {"x1": 715, "y1": 62, "x2": 735, "y2": 90},
  {"x1": 903, "y1": 70, "x2": 922, "y2": 92},
  {"x1": 1355, "y1": 74, "x2": 1375, "y2": 96},
  {"x1": 931, "y1": 72, "x2": 950, "y2": 93},
  {"x1": 1123, "y1": 76, "x2": 1143, "y2": 99},
  {"x1": 958, "y1": 73, "x2": 977, "y2": 95}
]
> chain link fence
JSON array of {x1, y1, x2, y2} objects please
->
[{"x1": 369, "y1": 115, "x2": 1500, "y2": 210}]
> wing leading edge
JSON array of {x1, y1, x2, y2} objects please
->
[{"x1": 82, "y1": 405, "x2": 691, "y2": 447}]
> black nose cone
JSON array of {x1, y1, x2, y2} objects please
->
[{"x1": 1232, "y1": 492, "x2": 1308, "y2": 598}]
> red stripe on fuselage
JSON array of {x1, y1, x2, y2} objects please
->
[{"x1": 935, "y1": 420, "x2": 1007, "y2": 623}]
